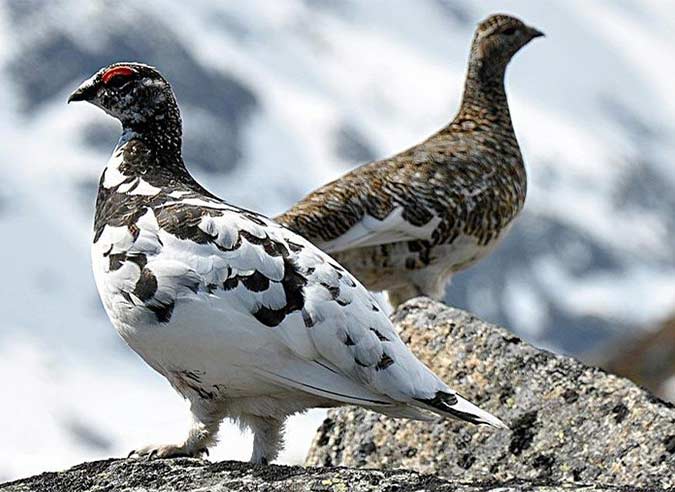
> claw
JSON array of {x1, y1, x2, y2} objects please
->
[{"x1": 129, "y1": 443, "x2": 206, "y2": 459}]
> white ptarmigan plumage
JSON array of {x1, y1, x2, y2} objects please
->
[{"x1": 68, "y1": 62, "x2": 508, "y2": 464}]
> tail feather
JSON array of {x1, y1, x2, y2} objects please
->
[{"x1": 414, "y1": 391, "x2": 509, "y2": 430}]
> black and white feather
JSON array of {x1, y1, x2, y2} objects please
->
[{"x1": 70, "y1": 62, "x2": 507, "y2": 465}]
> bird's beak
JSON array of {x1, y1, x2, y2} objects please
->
[
  {"x1": 68, "y1": 77, "x2": 98, "y2": 104},
  {"x1": 528, "y1": 26, "x2": 545, "y2": 39}
]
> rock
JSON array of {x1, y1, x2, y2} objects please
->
[
  {"x1": 3, "y1": 299, "x2": 673, "y2": 491},
  {"x1": 306, "y1": 298, "x2": 675, "y2": 490},
  {"x1": 0, "y1": 458, "x2": 668, "y2": 492}
]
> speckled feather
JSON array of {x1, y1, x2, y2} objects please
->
[
  {"x1": 278, "y1": 15, "x2": 541, "y2": 307},
  {"x1": 70, "y1": 62, "x2": 507, "y2": 464}
]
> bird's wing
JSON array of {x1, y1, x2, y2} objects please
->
[
  {"x1": 96, "y1": 195, "x2": 504, "y2": 427},
  {"x1": 154, "y1": 199, "x2": 437, "y2": 401},
  {"x1": 314, "y1": 207, "x2": 441, "y2": 253},
  {"x1": 276, "y1": 159, "x2": 443, "y2": 253}
]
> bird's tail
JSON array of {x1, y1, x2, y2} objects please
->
[{"x1": 414, "y1": 390, "x2": 509, "y2": 429}]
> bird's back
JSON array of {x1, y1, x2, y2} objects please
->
[
  {"x1": 277, "y1": 14, "x2": 540, "y2": 304},
  {"x1": 277, "y1": 123, "x2": 526, "y2": 298}
]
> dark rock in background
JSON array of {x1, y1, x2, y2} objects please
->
[
  {"x1": 602, "y1": 314, "x2": 675, "y2": 402},
  {"x1": 446, "y1": 213, "x2": 629, "y2": 355},
  {"x1": 306, "y1": 299, "x2": 675, "y2": 490},
  {"x1": 7, "y1": 0, "x2": 257, "y2": 175},
  {"x1": 333, "y1": 122, "x2": 377, "y2": 166}
]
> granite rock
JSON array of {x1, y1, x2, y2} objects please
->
[
  {"x1": 0, "y1": 458, "x2": 667, "y2": 492},
  {"x1": 306, "y1": 298, "x2": 675, "y2": 490},
  {"x1": 4, "y1": 299, "x2": 673, "y2": 492}
]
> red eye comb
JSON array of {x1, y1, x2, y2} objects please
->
[{"x1": 102, "y1": 66, "x2": 137, "y2": 85}]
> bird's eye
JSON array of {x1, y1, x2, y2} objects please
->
[
  {"x1": 502, "y1": 27, "x2": 517, "y2": 36},
  {"x1": 102, "y1": 66, "x2": 137, "y2": 88}
]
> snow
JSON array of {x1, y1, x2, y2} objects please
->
[{"x1": 1, "y1": 0, "x2": 674, "y2": 482}]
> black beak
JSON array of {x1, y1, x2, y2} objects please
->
[
  {"x1": 528, "y1": 27, "x2": 545, "y2": 39},
  {"x1": 68, "y1": 79, "x2": 97, "y2": 103}
]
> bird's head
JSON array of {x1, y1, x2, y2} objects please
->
[
  {"x1": 470, "y1": 14, "x2": 543, "y2": 75},
  {"x1": 68, "y1": 62, "x2": 178, "y2": 128}
]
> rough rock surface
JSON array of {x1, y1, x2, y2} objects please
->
[
  {"x1": 3, "y1": 300, "x2": 674, "y2": 492},
  {"x1": 306, "y1": 299, "x2": 675, "y2": 490},
  {"x1": 0, "y1": 458, "x2": 668, "y2": 492}
]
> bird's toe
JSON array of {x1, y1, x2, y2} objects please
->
[{"x1": 127, "y1": 443, "x2": 205, "y2": 460}]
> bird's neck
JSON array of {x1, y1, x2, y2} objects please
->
[
  {"x1": 454, "y1": 56, "x2": 513, "y2": 130},
  {"x1": 128, "y1": 106, "x2": 185, "y2": 166},
  {"x1": 96, "y1": 107, "x2": 206, "y2": 210},
  {"x1": 108, "y1": 106, "x2": 196, "y2": 188}
]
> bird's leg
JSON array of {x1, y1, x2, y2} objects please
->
[
  {"x1": 244, "y1": 415, "x2": 285, "y2": 465},
  {"x1": 129, "y1": 403, "x2": 222, "y2": 459}
]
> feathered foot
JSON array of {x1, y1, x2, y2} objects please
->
[{"x1": 128, "y1": 443, "x2": 209, "y2": 459}]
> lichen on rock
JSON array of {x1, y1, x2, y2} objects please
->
[
  {"x1": 306, "y1": 298, "x2": 675, "y2": 490},
  {"x1": 3, "y1": 299, "x2": 673, "y2": 492},
  {"x1": 0, "y1": 458, "x2": 669, "y2": 492}
]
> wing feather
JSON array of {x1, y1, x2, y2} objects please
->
[
  {"x1": 96, "y1": 198, "x2": 504, "y2": 428},
  {"x1": 317, "y1": 207, "x2": 441, "y2": 253}
]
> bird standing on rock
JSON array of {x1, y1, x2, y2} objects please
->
[
  {"x1": 278, "y1": 14, "x2": 543, "y2": 308},
  {"x1": 69, "y1": 62, "x2": 507, "y2": 464}
]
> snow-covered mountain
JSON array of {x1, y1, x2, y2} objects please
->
[{"x1": 1, "y1": 0, "x2": 673, "y2": 481}]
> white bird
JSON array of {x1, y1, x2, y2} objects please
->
[{"x1": 68, "y1": 62, "x2": 508, "y2": 464}]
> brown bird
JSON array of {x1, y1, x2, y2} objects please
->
[{"x1": 277, "y1": 14, "x2": 542, "y2": 308}]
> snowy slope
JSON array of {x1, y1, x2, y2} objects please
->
[{"x1": 0, "y1": 0, "x2": 674, "y2": 481}]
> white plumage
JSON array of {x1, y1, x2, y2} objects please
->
[
  {"x1": 92, "y1": 187, "x2": 506, "y2": 462},
  {"x1": 71, "y1": 61, "x2": 508, "y2": 464},
  {"x1": 317, "y1": 207, "x2": 443, "y2": 253}
]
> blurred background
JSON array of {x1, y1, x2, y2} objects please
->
[{"x1": 1, "y1": 0, "x2": 674, "y2": 481}]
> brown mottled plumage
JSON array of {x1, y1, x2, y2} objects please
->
[{"x1": 277, "y1": 14, "x2": 543, "y2": 307}]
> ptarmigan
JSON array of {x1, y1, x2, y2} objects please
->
[
  {"x1": 277, "y1": 14, "x2": 543, "y2": 308},
  {"x1": 68, "y1": 62, "x2": 507, "y2": 464}
]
